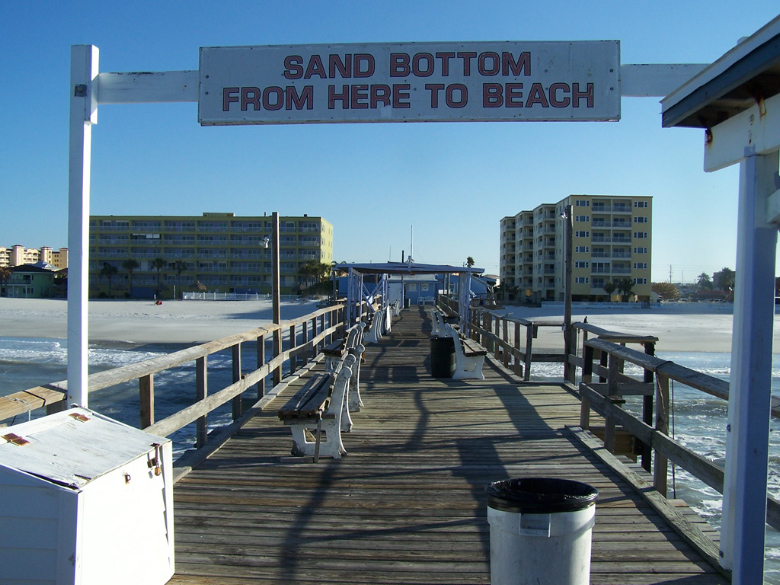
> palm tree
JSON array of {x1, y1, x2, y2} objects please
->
[
  {"x1": 122, "y1": 258, "x2": 140, "y2": 297},
  {"x1": 99, "y1": 262, "x2": 118, "y2": 297},
  {"x1": 696, "y1": 272, "x2": 713, "y2": 290},
  {"x1": 151, "y1": 257, "x2": 166, "y2": 297},
  {"x1": 466, "y1": 256, "x2": 475, "y2": 268},
  {"x1": 0, "y1": 266, "x2": 12, "y2": 295},
  {"x1": 173, "y1": 261, "x2": 188, "y2": 298},
  {"x1": 603, "y1": 280, "x2": 618, "y2": 301},
  {"x1": 617, "y1": 278, "x2": 635, "y2": 302}
]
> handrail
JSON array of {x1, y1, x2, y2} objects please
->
[
  {"x1": 459, "y1": 301, "x2": 780, "y2": 534},
  {"x1": 0, "y1": 304, "x2": 348, "y2": 428}
]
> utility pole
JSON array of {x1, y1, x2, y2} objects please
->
[{"x1": 669, "y1": 264, "x2": 673, "y2": 283}]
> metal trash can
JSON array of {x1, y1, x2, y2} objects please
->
[
  {"x1": 485, "y1": 477, "x2": 598, "y2": 585},
  {"x1": 430, "y1": 335, "x2": 455, "y2": 377}
]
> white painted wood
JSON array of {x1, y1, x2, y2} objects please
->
[
  {"x1": 97, "y1": 71, "x2": 198, "y2": 104},
  {"x1": 720, "y1": 152, "x2": 778, "y2": 581},
  {"x1": 68, "y1": 46, "x2": 99, "y2": 409},
  {"x1": 0, "y1": 408, "x2": 174, "y2": 584},
  {"x1": 704, "y1": 92, "x2": 780, "y2": 172},
  {"x1": 620, "y1": 64, "x2": 706, "y2": 97},
  {"x1": 442, "y1": 323, "x2": 485, "y2": 380}
]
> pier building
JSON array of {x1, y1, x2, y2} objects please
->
[
  {"x1": 500, "y1": 194, "x2": 652, "y2": 302},
  {"x1": 89, "y1": 212, "x2": 333, "y2": 297}
]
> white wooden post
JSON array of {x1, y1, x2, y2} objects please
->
[
  {"x1": 721, "y1": 151, "x2": 779, "y2": 580},
  {"x1": 67, "y1": 45, "x2": 98, "y2": 408}
]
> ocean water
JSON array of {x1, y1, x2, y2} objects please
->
[
  {"x1": 0, "y1": 337, "x2": 254, "y2": 456},
  {"x1": 1, "y1": 337, "x2": 779, "y2": 580},
  {"x1": 529, "y1": 351, "x2": 780, "y2": 583}
]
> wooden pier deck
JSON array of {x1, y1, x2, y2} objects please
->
[{"x1": 168, "y1": 307, "x2": 728, "y2": 585}]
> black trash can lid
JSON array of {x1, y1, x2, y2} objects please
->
[{"x1": 485, "y1": 477, "x2": 598, "y2": 513}]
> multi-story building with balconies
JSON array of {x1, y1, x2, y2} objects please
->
[
  {"x1": 89, "y1": 212, "x2": 333, "y2": 297},
  {"x1": 500, "y1": 195, "x2": 652, "y2": 302}
]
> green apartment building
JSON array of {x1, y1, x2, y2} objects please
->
[
  {"x1": 500, "y1": 195, "x2": 652, "y2": 302},
  {"x1": 89, "y1": 213, "x2": 333, "y2": 297}
]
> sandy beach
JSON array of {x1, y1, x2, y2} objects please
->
[
  {"x1": 0, "y1": 298, "x2": 324, "y2": 346},
  {"x1": 0, "y1": 297, "x2": 777, "y2": 354}
]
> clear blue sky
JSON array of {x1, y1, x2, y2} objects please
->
[{"x1": 2, "y1": 1, "x2": 778, "y2": 283}]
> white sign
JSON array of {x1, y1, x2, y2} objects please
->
[{"x1": 198, "y1": 41, "x2": 620, "y2": 125}]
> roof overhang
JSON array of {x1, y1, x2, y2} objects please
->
[
  {"x1": 662, "y1": 14, "x2": 780, "y2": 129},
  {"x1": 340, "y1": 262, "x2": 484, "y2": 276}
]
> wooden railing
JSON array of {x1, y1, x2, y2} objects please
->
[
  {"x1": 0, "y1": 304, "x2": 350, "y2": 449},
  {"x1": 459, "y1": 302, "x2": 780, "y2": 533}
]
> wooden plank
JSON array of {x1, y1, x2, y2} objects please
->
[{"x1": 168, "y1": 307, "x2": 729, "y2": 585}]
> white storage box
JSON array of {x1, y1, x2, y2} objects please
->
[{"x1": 0, "y1": 407, "x2": 174, "y2": 585}]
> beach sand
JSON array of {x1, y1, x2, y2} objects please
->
[
  {"x1": 0, "y1": 298, "x2": 324, "y2": 345},
  {"x1": 0, "y1": 298, "x2": 776, "y2": 354}
]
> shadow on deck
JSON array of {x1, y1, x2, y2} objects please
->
[{"x1": 169, "y1": 307, "x2": 727, "y2": 585}]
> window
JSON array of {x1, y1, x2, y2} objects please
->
[
  {"x1": 575, "y1": 246, "x2": 590, "y2": 253},
  {"x1": 633, "y1": 278, "x2": 647, "y2": 284},
  {"x1": 633, "y1": 262, "x2": 647, "y2": 269},
  {"x1": 633, "y1": 232, "x2": 648, "y2": 239},
  {"x1": 575, "y1": 215, "x2": 590, "y2": 222},
  {"x1": 575, "y1": 231, "x2": 590, "y2": 238},
  {"x1": 575, "y1": 277, "x2": 589, "y2": 284},
  {"x1": 634, "y1": 216, "x2": 648, "y2": 223},
  {"x1": 634, "y1": 201, "x2": 648, "y2": 208},
  {"x1": 633, "y1": 247, "x2": 648, "y2": 254},
  {"x1": 575, "y1": 261, "x2": 589, "y2": 268},
  {"x1": 576, "y1": 200, "x2": 590, "y2": 207}
]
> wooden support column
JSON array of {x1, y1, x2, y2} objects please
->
[
  {"x1": 289, "y1": 324, "x2": 297, "y2": 375},
  {"x1": 524, "y1": 324, "x2": 534, "y2": 382},
  {"x1": 140, "y1": 374, "x2": 154, "y2": 428},
  {"x1": 604, "y1": 353, "x2": 619, "y2": 453},
  {"x1": 67, "y1": 45, "x2": 99, "y2": 409},
  {"x1": 231, "y1": 343, "x2": 242, "y2": 420},
  {"x1": 196, "y1": 356, "x2": 208, "y2": 448},
  {"x1": 654, "y1": 373, "x2": 670, "y2": 496},
  {"x1": 513, "y1": 321, "x2": 523, "y2": 377},
  {"x1": 640, "y1": 341, "x2": 656, "y2": 472},
  {"x1": 256, "y1": 334, "x2": 265, "y2": 399},
  {"x1": 580, "y1": 343, "x2": 594, "y2": 429}
]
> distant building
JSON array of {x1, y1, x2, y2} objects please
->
[
  {"x1": 0, "y1": 245, "x2": 68, "y2": 269},
  {"x1": 89, "y1": 212, "x2": 333, "y2": 297},
  {"x1": 500, "y1": 195, "x2": 652, "y2": 302},
  {"x1": 1, "y1": 262, "x2": 62, "y2": 298}
]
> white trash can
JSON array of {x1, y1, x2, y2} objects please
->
[{"x1": 485, "y1": 477, "x2": 598, "y2": 585}]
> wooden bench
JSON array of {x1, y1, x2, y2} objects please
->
[
  {"x1": 364, "y1": 309, "x2": 385, "y2": 344},
  {"x1": 277, "y1": 354, "x2": 356, "y2": 461},
  {"x1": 441, "y1": 323, "x2": 488, "y2": 380}
]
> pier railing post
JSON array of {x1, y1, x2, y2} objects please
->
[
  {"x1": 289, "y1": 324, "x2": 297, "y2": 375},
  {"x1": 640, "y1": 341, "x2": 656, "y2": 472},
  {"x1": 580, "y1": 343, "x2": 594, "y2": 429},
  {"x1": 513, "y1": 321, "x2": 522, "y2": 377},
  {"x1": 140, "y1": 374, "x2": 154, "y2": 428},
  {"x1": 196, "y1": 356, "x2": 208, "y2": 448},
  {"x1": 604, "y1": 353, "x2": 619, "y2": 453},
  {"x1": 501, "y1": 318, "x2": 509, "y2": 368},
  {"x1": 654, "y1": 373, "x2": 670, "y2": 496},
  {"x1": 256, "y1": 334, "x2": 265, "y2": 399},
  {"x1": 231, "y1": 343, "x2": 242, "y2": 420},
  {"x1": 523, "y1": 325, "x2": 534, "y2": 381}
]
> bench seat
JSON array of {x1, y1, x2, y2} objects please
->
[
  {"x1": 441, "y1": 323, "x2": 487, "y2": 380},
  {"x1": 277, "y1": 373, "x2": 332, "y2": 422},
  {"x1": 278, "y1": 356, "x2": 355, "y2": 460}
]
